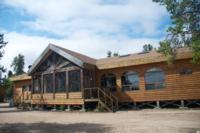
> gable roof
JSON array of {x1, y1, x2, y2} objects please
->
[
  {"x1": 10, "y1": 73, "x2": 31, "y2": 82},
  {"x1": 28, "y1": 43, "x2": 96, "y2": 74},
  {"x1": 96, "y1": 47, "x2": 192, "y2": 69},
  {"x1": 28, "y1": 44, "x2": 193, "y2": 74}
]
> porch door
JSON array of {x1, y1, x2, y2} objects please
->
[
  {"x1": 68, "y1": 70, "x2": 81, "y2": 92},
  {"x1": 100, "y1": 74, "x2": 116, "y2": 92}
]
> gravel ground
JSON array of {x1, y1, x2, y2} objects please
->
[{"x1": 0, "y1": 103, "x2": 200, "y2": 133}]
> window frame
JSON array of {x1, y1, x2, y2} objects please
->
[
  {"x1": 145, "y1": 68, "x2": 165, "y2": 90},
  {"x1": 100, "y1": 73, "x2": 117, "y2": 92},
  {"x1": 179, "y1": 68, "x2": 193, "y2": 75},
  {"x1": 121, "y1": 71, "x2": 140, "y2": 92}
]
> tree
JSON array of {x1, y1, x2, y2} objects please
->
[
  {"x1": 143, "y1": 44, "x2": 153, "y2": 52},
  {"x1": 153, "y1": 0, "x2": 200, "y2": 64},
  {"x1": 7, "y1": 70, "x2": 13, "y2": 78},
  {"x1": 0, "y1": 34, "x2": 7, "y2": 73},
  {"x1": 0, "y1": 34, "x2": 7, "y2": 86},
  {"x1": 4, "y1": 79, "x2": 13, "y2": 98},
  {"x1": 28, "y1": 65, "x2": 32, "y2": 70},
  {"x1": 107, "y1": 51, "x2": 112, "y2": 57},
  {"x1": 113, "y1": 52, "x2": 119, "y2": 57},
  {"x1": 11, "y1": 54, "x2": 25, "y2": 75}
]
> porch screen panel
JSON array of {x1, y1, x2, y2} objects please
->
[
  {"x1": 83, "y1": 70, "x2": 94, "y2": 88},
  {"x1": 55, "y1": 72, "x2": 66, "y2": 92},
  {"x1": 69, "y1": 70, "x2": 81, "y2": 92},
  {"x1": 43, "y1": 74, "x2": 53, "y2": 93},
  {"x1": 33, "y1": 76, "x2": 41, "y2": 93}
]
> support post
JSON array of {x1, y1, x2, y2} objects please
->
[
  {"x1": 53, "y1": 72, "x2": 55, "y2": 99},
  {"x1": 41, "y1": 74, "x2": 44, "y2": 101},
  {"x1": 81, "y1": 104, "x2": 85, "y2": 112},
  {"x1": 66, "y1": 71, "x2": 69, "y2": 99},
  {"x1": 31, "y1": 76, "x2": 34, "y2": 99},
  {"x1": 65, "y1": 105, "x2": 71, "y2": 111},
  {"x1": 30, "y1": 104, "x2": 33, "y2": 111},
  {"x1": 156, "y1": 101, "x2": 160, "y2": 109},
  {"x1": 133, "y1": 102, "x2": 137, "y2": 109},
  {"x1": 80, "y1": 69, "x2": 84, "y2": 99},
  {"x1": 181, "y1": 100, "x2": 184, "y2": 107},
  {"x1": 52, "y1": 105, "x2": 57, "y2": 111},
  {"x1": 180, "y1": 100, "x2": 187, "y2": 109}
]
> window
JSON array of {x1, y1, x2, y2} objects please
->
[
  {"x1": 22, "y1": 85, "x2": 31, "y2": 92},
  {"x1": 43, "y1": 74, "x2": 53, "y2": 93},
  {"x1": 101, "y1": 73, "x2": 116, "y2": 91},
  {"x1": 121, "y1": 71, "x2": 139, "y2": 91},
  {"x1": 33, "y1": 76, "x2": 41, "y2": 93},
  {"x1": 145, "y1": 68, "x2": 165, "y2": 90},
  {"x1": 55, "y1": 72, "x2": 66, "y2": 93},
  {"x1": 69, "y1": 70, "x2": 81, "y2": 92},
  {"x1": 180, "y1": 68, "x2": 192, "y2": 75}
]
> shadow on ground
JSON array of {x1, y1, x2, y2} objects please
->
[
  {"x1": 0, "y1": 122, "x2": 112, "y2": 133},
  {"x1": 0, "y1": 109, "x2": 29, "y2": 114}
]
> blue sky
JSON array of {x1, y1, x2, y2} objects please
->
[{"x1": 0, "y1": 0, "x2": 171, "y2": 71}]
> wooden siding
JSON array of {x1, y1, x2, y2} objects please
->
[
  {"x1": 13, "y1": 79, "x2": 31, "y2": 104},
  {"x1": 31, "y1": 92, "x2": 83, "y2": 105},
  {"x1": 13, "y1": 58, "x2": 200, "y2": 105},
  {"x1": 96, "y1": 59, "x2": 200, "y2": 102}
]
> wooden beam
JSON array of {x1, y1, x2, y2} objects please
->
[
  {"x1": 66, "y1": 71, "x2": 69, "y2": 99},
  {"x1": 41, "y1": 74, "x2": 44, "y2": 100},
  {"x1": 80, "y1": 69, "x2": 84, "y2": 99},
  {"x1": 31, "y1": 77, "x2": 34, "y2": 99},
  {"x1": 55, "y1": 66, "x2": 80, "y2": 72},
  {"x1": 28, "y1": 49, "x2": 52, "y2": 74},
  {"x1": 53, "y1": 72, "x2": 55, "y2": 100},
  {"x1": 49, "y1": 44, "x2": 84, "y2": 68}
]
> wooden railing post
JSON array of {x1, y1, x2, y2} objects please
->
[{"x1": 97, "y1": 88, "x2": 100, "y2": 99}]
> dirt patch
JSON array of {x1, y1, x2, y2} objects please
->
[{"x1": 0, "y1": 103, "x2": 200, "y2": 133}]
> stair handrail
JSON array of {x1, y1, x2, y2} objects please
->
[{"x1": 84, "y1": 87, "x2": 119, "y2": 111}]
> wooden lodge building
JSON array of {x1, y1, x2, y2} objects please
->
[{"x1": 11, "y1": 44, "x2": 200, "y2": 112}]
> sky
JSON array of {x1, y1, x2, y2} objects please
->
[{"x1": 0, "y1": 0, "x2": 171, "y2": 73}]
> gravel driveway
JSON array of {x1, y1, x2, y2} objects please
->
[{"x1": 0, "y1": 103, "x2": 200, "y2": 133}]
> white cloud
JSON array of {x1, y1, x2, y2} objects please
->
[{"x1": 2, "y1": 0, "x2": 169, "y2": 37}]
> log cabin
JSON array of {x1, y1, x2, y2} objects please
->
[{"x1": 11, "y1": 44, "x2": 200, "y2": 111}]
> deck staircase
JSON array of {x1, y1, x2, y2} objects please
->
[
  {"x1": 84, "y1": 87, "x2": 119, "y2": 112},
  {"x1": 16, "y1": 92, "x2": 31, "y2": 109}
]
